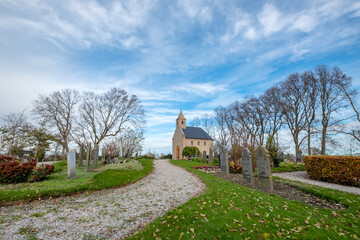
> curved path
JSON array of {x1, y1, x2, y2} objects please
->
[
  {"x1": 0, "y1": 160, "x2": 206, "y2": 240},
  {"x1": 273, "y1": 171, "x2": 360, "y2": 195}
]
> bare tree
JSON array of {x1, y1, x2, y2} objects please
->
[
  {"x1": 79, "y1": 88, "x2": 145, "y2": 147},
  {"x1": 280, "y1": 73, "x2": 307, "y2": 159},
  {"x1": 0, "y1": 110, "x2": 31, "y2": 156},
  {"x1": 200, "y1": 113, "x2": 215, "y2": 137},
  {"x1": 33, "y1": 89, "x2": 80, "y2": 156},
  {"x1": 190, "y1": 117, "x2": 201, "y2": 127},
  {"x1": 260, "y1": 86, "x2": 284, "y2": 140},
  {"x1": 331, "y1": 68, "x2": 360, "y2": 142},
  {"x1": 300, "y1": 71, "x2": 319, "y2": 155},
  {"x1": 315, "y1": 66, "x2": 352, "y2": 154},
  {"x1": 214, "y1": 106, "x2": 230, "y2": 147},
  {"x1": 118, "y1": 129, "x2": 144, "y2": 158}
]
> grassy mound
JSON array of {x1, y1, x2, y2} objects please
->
[{"x1": 0, "y1": 159, "x2": 153, "y2": 205}]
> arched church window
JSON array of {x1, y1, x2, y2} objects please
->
[
  {"x1": 204, "y1": 141, "x2": 206, "y2": 146},
  {"x1": 198, "y1": 141, "x2": 200, "y2": 146},
  {"x1": 181, "y1": 121, "x2": 183, "y2": 124},
  {"x1": 191, "y1": 141, "x2": 193, "y2": 145}
]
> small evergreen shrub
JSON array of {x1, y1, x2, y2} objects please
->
[{"x1": 304, "y1": 155, "x2": 360, "y2": 187}]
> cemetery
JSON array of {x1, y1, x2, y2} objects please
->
[{"x1": 1, "y1": 1, "x2": 360, "y2": 239}]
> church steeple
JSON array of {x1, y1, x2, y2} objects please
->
[{"x1": 176, "y1": 111, "x2": 186, "y2": 129}]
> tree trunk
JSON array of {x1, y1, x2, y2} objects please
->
[
  {"x1": 307, "y1": 126, "x2": 311, "y2": 155},
  {"x1": 321, "y1": 126, "x2": 327, "y2": 155}
]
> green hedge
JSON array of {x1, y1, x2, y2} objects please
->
[{"x1": 304, "y1": 155, "x2": 360, "y2": 187}]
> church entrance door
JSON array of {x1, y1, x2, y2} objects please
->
[{"x1": 176, "y1": 145, "x2": 179, "y2": 159}]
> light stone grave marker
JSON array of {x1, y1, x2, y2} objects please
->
[
  {"x1": 242, "y1": 147, "x2": 254, "y2": 184},
  {"x1": 93, "y1": 145, "x2": 99, "y2": 170},
  {"x1": 255, "y1": 146, "x2": 273, "y2": 191},
  {"x1": 85, "y1": 143, "x2": 92, "y2": 172},
  {"x1": 67, "y1": 151, "x2": 76, "y2": 179},
  {"x1": 209, "y1": 148, "x2": 213, "y2": 164},
  {"x1": 220, "y1": 146, "x2": 229, "y2": 175},
  {"x1": 79, "y1": 143, "x2": 84, "y2": 167},
  {"x1": 203, "y1": 151, "x2": 206, "y2": 162}
]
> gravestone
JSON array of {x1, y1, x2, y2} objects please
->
[
  {"x1": 242, "y1": 148, "x2": 254, "y2": 184},
  {"x1": 79, "y1": 143, "x2": 84, "y2": 167},
  {"x1": 67, "y1": 151, "x2": 76, "y2": 179},
  {"x1": 209, "y1": 148, "x2": 213, "y2": 164},
  {"x1": 199, "y1": 152, "x2": 203, "y2": 162},
  {"x1": 85, "y1": 143, "x2": 92, "y2": 172},
  {"x1": 107, "y1": 154, "x2": 110, "y2": 164},
  {"x1": 220, "y1": 146, "x2": 229, "y2": 175},
  {"x1": 93, "y1": 145, "x2": 99, "y2": 170},
  {"x1": 255, "y1": 146, "x2": 273, "y2": 191},
  {"x1": 203, "y1": 151, "x2": 207, "y2": 162},
  {"x1": 296, "y1": 149, "x2": 302, "y2": 162},
  {"x1": 195, "y1": 149, "x2": 198, "y2": 158}
]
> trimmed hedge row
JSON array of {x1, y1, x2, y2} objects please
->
[{"x1": 304, "y1": 155, "x2": 360, "y2": 187}]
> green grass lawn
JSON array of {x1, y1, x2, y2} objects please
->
[
  {"x1": 0, "y1": 159, "x2": 153, "y2": 205},
  {"x1": 130, "y1": 160, "x2": 360, "y2": 240}
]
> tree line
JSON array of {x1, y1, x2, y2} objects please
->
[
  {"x1": 192, "y1": 65, "x2": 360, "y2": 159},
  {"x1": 0, "y1": 88, "x2": 145, "y2": 161}
]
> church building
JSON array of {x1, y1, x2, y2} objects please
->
[{"x1": 172, "y1": 111, "x2": 214, "y2": 160}]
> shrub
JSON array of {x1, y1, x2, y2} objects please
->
[
  {"x1": 304, "y1": 155, "x2": 360, "y2": 187},
  {"x1": 182, "y1": 146, "x2": 200, "y2": 157},
  {"x1": 0, "y1": 159, "x2": 37, "y2": 183},
  {"x1": 275, "y1": 160, "x2": 305, "y2": 172},
  {"x1": 30, "y1": 164, "x2": 55, "y2": 182},
  {"x1": 229, "y1": 159, "x2": 242, "y2": 173}
]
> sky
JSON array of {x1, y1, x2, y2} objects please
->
[{"x1": 1, "y1": 0, "x2": 360, "y2": 154}]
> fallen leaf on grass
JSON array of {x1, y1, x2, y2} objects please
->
[
  {"x1": 190, "y1": 228, "x2": 194, "y2": 233},
  {"x1": 277, "y1": 232, "x2": 282, "y2": 238},
  {"x1": 233, "y1": 219, "x2": 239, "y2": 223},
  {"x1": 245, "y1": 213, "x2": 251, "y2": 220}
]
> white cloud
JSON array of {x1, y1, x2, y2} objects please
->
[
  {"x1": 291, "y1": 14, "x2": 317, "y2": 32},
  {"x1": 258, "y1": 4, "x2": 287, "y2": 35}
]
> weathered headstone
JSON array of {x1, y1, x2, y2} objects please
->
[
  {"x1": 255, "y1": 146, "x2": 273, "y2": 191},
  {"x1": 93, "y1": 145, "x2": 99, "y2": 170},
  {"x1": 203, "y1": 151, "x2": 207, "y2": 162},
  {"x1": 195, "y1": 149, "x2": 198, "y2": 159},
  {"x1": 107, "y1": 154, "x2": 110, "y2": 164},
  {"x1": 199, "y1": 152, "x2": 203, "y2": 162},
  {"x1": 79, "y1": 143, "x2": 84, "y2": 167},
  {"x1": 242, "y1": 148, "x2": 254, "y2": 184},
  {"x1": 85, "y1": 143, "x2": 92, "y2": 172},
  {"x1": 67, "y1": 151, "x2": 76, "y2": 179},
  {"x1": 209, "y1": 148, "x2": 213, "y2": 164},
  {"x1": 296, "y1": 149, "x2": 302, "y2": 162},
  {"x1": 220, "y1": 146, "x2": 229, "y2": 175}
]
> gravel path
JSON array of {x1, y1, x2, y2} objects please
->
[
  {"x1": 273, "y1": 171, "x2": 360, "y2": 195},
  {"x1": 0, "y1": 160, "x2": 205, "y2": 240}
]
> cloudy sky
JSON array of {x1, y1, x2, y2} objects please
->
[{"x1": 1, "y1": 0, "x2": 360, "y2": 154}]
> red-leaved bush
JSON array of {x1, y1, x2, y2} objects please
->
[
  {"x1": 0, "y1": 156, "x2": 55, "y2": 183},
  {"x1": 0, "y1": 158, "x2": 37, "y2": 183},
  {"x1": 304, "y1": 155, "x2": 360, "y2": 187}
]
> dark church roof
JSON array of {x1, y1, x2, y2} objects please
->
[{"x1": 182, "y1": 127, "x2": 213, "y2": 140}]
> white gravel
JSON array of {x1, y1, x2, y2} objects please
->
[
  {"x1": 0, "y1": 160, "x2": 205, "y2": 240},
  {"x1": 273, "y1": 171, "x2": 360, "y2": 195}
]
